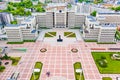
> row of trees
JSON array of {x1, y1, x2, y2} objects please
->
[
  {"x1": 78, "y1": 0, "x2": 103, "y2": 3},
  {"x1": 1, "y1": 0, "x2": 45, "y2": 16},
  {"x1": 111, "y1": 6, "x2": 120, "y2": 12}
]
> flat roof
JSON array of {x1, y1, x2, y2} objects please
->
[
  {"x1": 25, "y1": 16, "x2": 34, "y2": 22},
  {"x1": 87, "y1": 16, "x2": 97, "y2": 22},
  {"x1": 98, "y1": 11, "x2": 120, "y2": 15},
  {"x1": 47, "y1": 3, "x2": 67, "y2": 8},
  {"x1": 101, "y1": 24, "x2": 117, "y2": 27},
  {"x1": 6, "y1": 24, "x2": 26, "y2": 27}
]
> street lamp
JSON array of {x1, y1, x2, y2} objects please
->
[
  {"x1": 79, "y1": 69, "x2": 83, "y2": 80},
  {"x1": 76, "y1": 68, "x2": 83, "y2": 80}
]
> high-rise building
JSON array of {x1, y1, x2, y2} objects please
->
[{"x1": 0, "y1": 12, "x2": 14, "y2": 25}]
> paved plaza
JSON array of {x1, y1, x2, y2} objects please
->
[{"x1": 0, "y1": 29, "x2": 120, "y2": 80}]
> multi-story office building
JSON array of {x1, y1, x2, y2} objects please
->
[
  {"x1": 83, "y1": 16, "x2": 100, "y2": 40},
  {"x1": 98, "y1": 24, "x2": 116, "y2": 42},
  {"x1": 5, "y1": 24, "x2": 38, "y2": 42},
  {"x1": 35, "y1": 10, "x2": 85, "y2": 28},
  {"x1": 83, "y1": 15, "x2": 116, "y2": 43},
  {"x1": 96, "y1": 12, "x2": 120, "y2": 25},
  {"x1": 0, "y1": 2, "x2": 7, "y2": 10},
  {"x1": 5, "y1": 16, "x2": 38, "y2": 42},
  {"x1": 0, "y1": 12, "x2": 14, "y2": 25},
  {"x1": 16, "y1": 16, "x2": 25, "y2": 24},
  {"x1": 21, "y1": 16, "x2": 36, "y2": 28},
  {"x1": 5, "y1": 24, "x2": 23, "y2": 42}
]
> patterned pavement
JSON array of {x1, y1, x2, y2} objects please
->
[{"x1": 0, "y1": 41, "x2": 120, "y2": 80}]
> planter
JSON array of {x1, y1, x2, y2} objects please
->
[
  {"x1": 71, "y1": 48, "x2": 78, "y2": 53},
  {"x1": 40, "y1": 48, "x2": 47, "y2": 53}
]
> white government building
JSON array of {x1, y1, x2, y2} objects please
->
[{"x1": 4, "y1": 2, "x2": 120, "y2": 43}]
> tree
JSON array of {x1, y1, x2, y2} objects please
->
[
  {"x1": 7, "y1": 5, "x2": 14, "y2": 11},
  {"x1": 90, "y1": 11, "x2": 97, "y2": 17},
  {"x1": 25, "y1": 11, "x2": 31, "y2": 16},
  {"x1": 3, "y1": 54, "x2": 10, "y2": 60},
  {"x1": 11, "y1": 20, "x2": 17, "y2": 24}
]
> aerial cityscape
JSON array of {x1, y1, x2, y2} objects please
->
[{"x1": 0, "y1": 0, "x2": 120, "y2": 80}]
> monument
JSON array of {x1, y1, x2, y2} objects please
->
[{"x1": 57, "y1": 35, "x2": 63, "y2": 42}]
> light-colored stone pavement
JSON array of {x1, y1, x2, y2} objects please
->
[{"x1": 0, "y1": 29, "x2": 120, "y2": 80}]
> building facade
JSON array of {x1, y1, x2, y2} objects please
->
[
  {"x1": 83, "y1": 15, "x2": 116, "y2": 43},
  {"x1": 5, "y1": 16, "x2": 38, "y2": 42},
  {"x1": 35, "y1": 11, "x2": 85, "y2": 28},
  {"x1": 0, "y1": 12, "x2": 14, "y2": 25}
]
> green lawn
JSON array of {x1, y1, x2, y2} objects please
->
[
  {"x1": 44, "y1": 32, "x2": 56, "y2": 37},
  {"x1": 74, "y1": 62, "x2": 84, "y2": 80},
  {"x1": 24, "y1": 40, "x2": 36, "y2": 42},
  {"x1": 44, "y1": 33, "x2": 53, "y2": 37},
  {"x1": 7, "y1": 40, "x2": 36, "y2": 44},
  {"x1": 39, "y1": 27, "x2": 50, "y2": 29},
  {"x1": 84, "y1": 39, "x2": 97, "y2": 42},
  {"x1": 30, "y1": 62, "x2": 43, "y2": 80},
  {"x1": 10, "y1": 57, "x2": 21, "y2": 66},
  {"x1": 70, "y1": 27, "x2": 80, "y2": 29},
  {"x1": 64, "y1": 32, "x2": 73, "y2": 36},
  {"x1": 67, "y1": 33, "x2": 76, "y2": 37},
  {"x1": 92, "y1": 52, "x2": 120, "y2": 74},
  {"x1": 7, "y1": 42, "x2": 24, "y2": 44},
  {"x1": 48, "y1": 32, "x2": 56, "y2": 36},
  {"x1": 97, "y1": 42, "x2": 116, "y2": 44},
  {"x1": 102, "y1": 77, "x2": 112, "y2": 80}
]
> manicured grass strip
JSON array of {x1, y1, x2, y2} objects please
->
[
  {"x1": 70, "y1": 27, "x2": 80, "y2": 29},
  {"x1": 30, "y1": 62, "x2": 43, "y2": 80},
  {"x1": 39, "y1": 27, "x2": 50, "y2": 29},
  {"x1": 97, "y1": 42, "x2": 116, "y2": 44},
  {"x1": 48, "y1": 32, "x2": 56, "y2": 36},
  {"x1": 10, "y1": 57, "x2": 21, "y2": 66},
  {"x1": 64, "y1": 32, "x2": 73, "y2": 36},
  {"x1": 67, "y1": 33, "x2": 76, "y2": 37},
  {"x1": 24, "y1": 40, "x2": 36, "y2": 42},
  {"x1": 102, "y1": 77, "x2": 112, "y2": 80},
  {"x1": 84, "y1": 39, "x2": 97, "y2": 42},
  {"x1": 92, "y1": 52, "x2": 120, "y2": 74},
  {"x1": 74, "y1": 62, "x2": 84, "y2": 80},
  {"x1": 44, "y1": 33, "x2": 53, "y2": 37},
  {"x1": 7, "y1": 42, "x2": 24, "y2": 44}
]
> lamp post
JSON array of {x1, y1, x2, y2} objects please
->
[{"x1": 79, "y1": 69, "x2": 83, "y2": 80}]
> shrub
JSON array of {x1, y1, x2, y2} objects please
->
[
  {"x1": 2, "y1": 54, "x2": 10, "y2": 60},
  {"x1": 98, "y1": 59, "x2": 107, "y2": 68},
  {"x1": 102, "y1": 77, "x2": 112, "y2": 80},
  {"x1": 0, "y1": 61, "x2": 2, "y2": 65},
  {"x1": 101, "y1": 56, "x2": 106, "y2": 59},
  {"x1": 0, "y1": 66, "x2": 5, "y2": 72}
]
